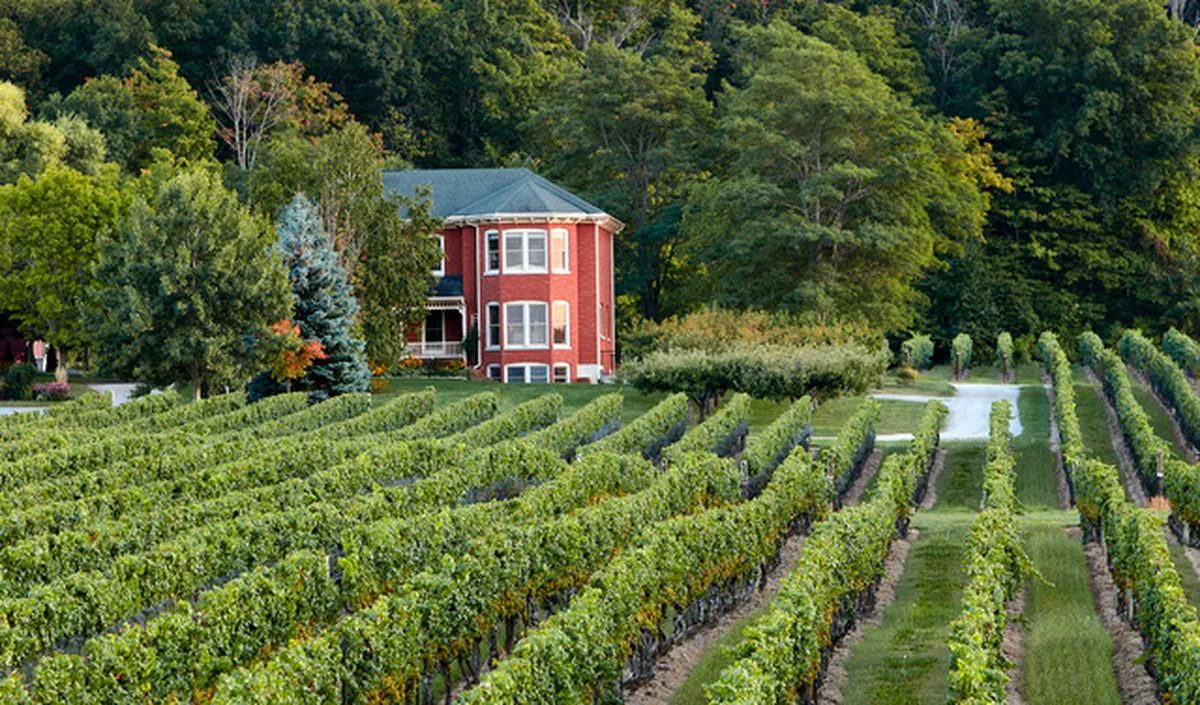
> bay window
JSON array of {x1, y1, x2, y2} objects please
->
[
  {"x1": 504, "y1": 301, "x2": 548, "y2": 348},
  {"x1": 551, "y1": 229, "x2": 569, "y2": 273},
  {"x1": 506, "y1": 364, "x2": 549, "y2": 384},
  {"x1": 502, "y1": 230, "x2": 548, "y2": 273},
  {"x1": 552, "y1": 301, "x2": 570, "y2": 347}
]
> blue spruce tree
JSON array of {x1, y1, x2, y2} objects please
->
[{"x1": 250, "y1": 195, "x2": 370, "y2": 401}]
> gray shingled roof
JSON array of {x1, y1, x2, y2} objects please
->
[{"x1": 382, "y1": 168, "x2": 609, "y2": 219}]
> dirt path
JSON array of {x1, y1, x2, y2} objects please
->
[
  {"x1": 841, "y1": 449, "x2": 885, "y2": 507},
  {"x1": 1127, "y1": 365, "x2": 1199, "y2": 463},
  {"x1": 1004, "y1": 589, "x2": 1028, "y2": 705},
  {"x1": 1042, "y1": 377, "x2": 1071, "y2": 509},
  {"x1": 1076, "y1": 527, "x2": 1159, "y2": 705},
  {"x1": 623, "y1": 531, "x2": 808, "y2": 705},
  {"x1": 919, "y1": 449, "x2": 947, "y2": 511},
  {"x1": 817, "y1": 530, "x2": 914, "y2": 705},
  {"x1": 1085, "y1": 371, "x2": 1149, "y2": 507}
]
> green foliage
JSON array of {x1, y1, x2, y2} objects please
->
[
  {"x1": 0, "y1": 363, "x2": 35, "y2": 400},
  {"x1": 1164, "y1": 328, "x2": 1200, "y2": 378},
  {"x1": 0, "y1": 81, "x2": 107, "y2": 183},
  {"x1": 1075, "y1": 459, "x2": 1200, "y2": 704},
  {"x1": 1086, "y1": 340, "x2": 1170, "y2": 495},
  {"x1": 685, "y1": 22, "x2": 992, "y2": 330},
  {"x1": 995, "y1": 332, "x2": 1014, "y2": 373},
  {"x1": 53, "y1": 46, "x2": 213, "y2": 173},
  {"x1": 900, "y1": 333, "x2": 934, "y2": 370},
  {"x1": 664, "y1": 393, "x2": 750, "y2": 463},
  {"x1": 522, "y1": 393, "x2": 622, "y2": 460},
  {"x1": 0, "y1": 165, "x2": 124, "y2": 365},
  {"x1": 1077, "y1": 331, "x2": 1104, "y2": 368},
  {"x1": 87, "y1": 168, "x2": 291, "y2": 398},
  {"x1": 820, "y1": 398, "x2": 880, "y2": 494},
  {"x1": 703, "y1": 400, "x2": 945, "y2": 703},
  {"x1": 446, "y1": 394, "x2": 562, "y2": 448},
  {"x1": 269, "y1": 194, "x2": 370, "y2": 400},
  {"x1": 1038, "y1": 332, "x2": 1084, "y2": 474},
  {"x1": 743, "y1": 396, "x2": 813, "y2": 480},
  {"x1": 624, "y1": 345, "x2": 888, "y2": 411},
  {"x1": 952, "y1": 332, "x2": 973, "y2": 377},
  {"x1": 585, "y1": 392, "x2": 690, "y2": 460}
]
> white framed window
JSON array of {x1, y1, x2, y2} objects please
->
[
  {"x1": 552, "y1": 301, "x2": 570, "y2": 348},
  {"x1": 502, "y1": 230, "x2": 548, "y2": 273},
  {"x1": 551, "y1": 229, "x2": 569, "y2": 273},
  {"x1": 485, "y1": 231, "x2": 500, "y2": 274},
  {"x1": 487, "y1": 364, "x2": 501, "y2": 381},
  {"x1": 506, "y1": 363, "x2": 549, "y2": 384},
  {"x1": 485, "y1": 302, "x2": 501, "y2": 349},
  {"x1": 504, "y1": 301, "x2": 548, "y2": 349},
  {"x1": 432, "y1": 235, "x2": 445, "y2": 276},
  {"x1": 553, "y1": 363, "x2": 570, "y2": 384}
]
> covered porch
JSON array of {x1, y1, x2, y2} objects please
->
[{"x1": 407, "y1": 295, "x2": 467, "y2": 360}]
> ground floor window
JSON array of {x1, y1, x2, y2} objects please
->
[
  {"x1": 505, "y1": 363, "x2": 549, "y2": 384},
  {"x1": 487, "y1": 364, "x2": 501, "y2": 381},
  {"x1": 553, "y1": 363, "x2": 570, "y2": 383}
]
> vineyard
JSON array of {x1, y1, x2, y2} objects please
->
[{"x1": 6, "y1": 332, "x2": 1200, "y2": 704}]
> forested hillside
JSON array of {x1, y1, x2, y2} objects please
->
[{"x1": 4, "y1": 0, "x2": 1200, "y2": 348}]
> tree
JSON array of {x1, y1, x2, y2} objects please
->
[
  {"x1": 0, "y1": 17, "x2": 48, "y2": 89},
  {"x1": 55, "y1": 46, "x2": 214, "y2": 173},
  {"x1": 268, "y1": 194, "x2": 370, "y2": 400},
  {"x1": 530, "y1": 6, "x2": 714, "y2": 320},
  {"x1": 0, "y1": 81, "x2": 107, "y2": 183},
  {"x1": 685, "y1": 22, "x2": 998, "y2": 331},
  {"x1": 0, "y1": 165, "x2": 124, "y2": 380},
  {"x1": 88, "y1": 168, "x2": 291, "y2": 399}
]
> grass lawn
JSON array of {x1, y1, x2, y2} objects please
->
[
  {"x1": 1166, "y1": 532, "x2": 1200, "y2": 608},
  {"x1": 878, "y1": 365, "x2": 955, "y2": 396},
  {"x1": 1014, "y1": 386, "x2": 1058, "y2": 509},
  {"x1": 1074, "y1": 382, "x2": 1120, "y2": 468},
  {"x1": 1129, "y1": 384, "x2": 1186, "y2": 460},
  {"x1": 812, "y1": 397, "x2": 929, "y2": 438},
  {"x1": 1020, "y1": 514, "x2": 1121, "y2": 705}
]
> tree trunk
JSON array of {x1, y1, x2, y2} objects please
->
[
  {"x1": 53, "y1": 347, "x2": 68, "y2": 384},
  {"x1": 192, "y1": 366, "x2": 204, "y2": 401}
]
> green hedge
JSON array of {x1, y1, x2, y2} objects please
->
[
  {"x1": 1038, "y1": 332, "x2": 1084, "y2": 477},
  {"x1": 1087, "y1": 340, "x2": 1170, "y2": 494},
  {"x1": 393, "y1": 391, "x2": 500, "y2": 440},
  {"x1": 1164, "y1": 328, "x2": 1200, "y2": 378},
  {"x1": 210, "y1": 452, "x2": 744, "y2": 705},
  {"x1": 743, "y1": 396, "x2": 812, "y2": 494},
  {"x1": 446, "y1": 394, "x2": 562, "y2": 448},
  {"x1": 522, "y1": 393, "x2": 622, "y2": 459},
  {"x1": 703, "y1": 401, "x2": 945, "y2": 703},
  {"x1": 820, "y1": 398, "x2": 879, "y2": 495},
  {"x1": 1077, "y1": 331, "x2": 1104, "y2": 367},
  {"x1": 1076, "y1": 459, "x2": 1200, "y2": 703},
  {"x1": 312, "y1": 389, "x2": 435, "y2": 438},
  {"x1": 663, "y1": 392, "x2": 750, "y2": 463},
  {"x1": 900, "y1": 334, "x2": 934, "y2": 370},
  {"x1": 586, "y1": 392, "x2": 690, "y2": 459},
  {"x1": 233, "y1": 392, "x2": 372, "y2": 438},
  {"x1": 1119, "y1": 330, "x2": 1200, "y2": 452}
]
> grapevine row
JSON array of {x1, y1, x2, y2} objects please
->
[
  {"x1": 585, "y1": 392, "x2": 690, "y2": 459},
  {"x1": 820, "y1": 397, "x2": 879, "y2": 495}
]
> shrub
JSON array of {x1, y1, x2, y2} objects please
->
[
  {"x1": 32, "y1": 382, "x2": 70, "y2": 401},
  {"x1": 895, "y1": 365, "x2": 918, "y2": 385},
  {"x1": 952, "y1": 333, "x2": 972, "y2": 377},
  {"x1": 900, "y1": 334, "x2": 934, "y2": 370},
  {"x1": 1, "y1": 364, "x2": 36, "y2": 401},
  {"x1": 995, "y1": 332, "x2": 1014, "y2": 375}
]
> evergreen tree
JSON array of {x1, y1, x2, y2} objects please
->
[{"x1": 269, "y1": 194, "x2": 370, "y2": 400}]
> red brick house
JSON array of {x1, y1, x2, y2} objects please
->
[{"x1": 384, "y1": 168, "x2": 621, "y2": 383}]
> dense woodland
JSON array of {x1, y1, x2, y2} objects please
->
[{"x1": 3, "y1": 0, "x2": 1200, "y2": 378}]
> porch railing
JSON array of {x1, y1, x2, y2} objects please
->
[{"x1": 408, "y1": 341, "x2": 465, "y2": 359}]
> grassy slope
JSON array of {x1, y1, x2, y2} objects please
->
[
  {"x1": 812, "y1": 397, "x2": 928, "y2": 437},
  {"x1": 1014, "y1": 386, "x2": 1058, "y2": 508}
]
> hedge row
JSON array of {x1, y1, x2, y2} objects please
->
[
  {"x1": 126, "y1": 391, "x2": 246, "y2": 432},
  {"x1": 663, "y1": 392, "x2": 751, "y2": 463},
  {"x1": 1038, "y1": 332, "x2": 1085, "y2": 474},
  {"x1": 229, "y1": 392, "x2": 372, "y2": 439},
  {"x1": 522, "y1": 393, "x2": 622, "y2": 459},
  {"x1": 0, "y1": 440, "x2": 570, "y2": 669},
  {"x1": 446, "y1": 394, "x2": 562, "y2": 448},
  {"x1": 586, "y1": 392, "x2": 690, "y2": 459},
  {"x1": 0, "y1": 392, "x2": 190, "y2": 459},
  {"x1": 393, "y1": 391, "x2": 500, "y2": 440},
  {"x1": 307, "y1": 388, "x2": 434, "y2": 439},
  {"x1": 947, "y1": 401, "x2": 1027, "y2": 704},
  {"x1": 1119, "y1": 330, "x2": 1200, "y2": 451},
  {"x1": 0, "y1": 390, "x2": 441, "y2": 543},
  {"x1": 742, "y1": 396, "x2": 812, "y2": 490},
  {"x1": 1164, "y1": 327, "x2": 1200, "y2": 378},
  {"x1": 210, "y1": 452, "x2": 744, "y2": 705},
  {"x1": 819, "y1": 398, "x2": 879, "y2": 494},
  {"x1": 703, "y1": 400, "x2": 946, "y2": 703},
  {"x1": 445, "y1": 443, "x2": 832, "y2": 704},
  {"x1": 1076, "y1": 458, "x2": 1200, "y2": 702},
  {"x1": 183, "y1": 391, "x2": 311, "y2": 436},
  {"x1": 4, "y1": 451, "x2": 659, "y2": 705},
  {"x1": 1085, "y1": 337, "x2": 1170, "y2": 495}
]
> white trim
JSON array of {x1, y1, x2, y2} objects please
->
[
  {"x1": 503, "y1": 300, "x2": 549, "y2": 350},
  {"x1": 485, "y1": 301, "x2": 501, "y2": 350},
  {"x1": 474, "y1": 224, "x2": 482, "y2": 368},
  {"x1": 551, "y1": 228, "x2": 569, "y2": 273},
  {"x1": 483, "y1": 229, "x2": 500, "y2": 275},
  {"x1": 594, "y1": 226, "x2": 601, "y2": 377},
  {"x1": 504, "y1": 362, "x2": 550, "y2": 384},
  {"x1": 445, "y1": 212, "x2": 625, "y2": 233},
  {"x1": 552, "y1": 300, "x2": 570, "y2": 349},
  {"x1": 502, "y1": 229, "x2": 548, "y2": 274},
  {"x1": 432, "y1": 234, "x2": 445, "y2": 276},
  {"x1": 553, "y1": 362, "x2": 571, "y2": 384}
]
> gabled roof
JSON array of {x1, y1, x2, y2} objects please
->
[{"x1": 382, "y1": 168, "x2": 622, "y2": 230}]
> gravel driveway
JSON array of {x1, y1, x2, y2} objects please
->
[{"x1": 873, "y1": 383, "x2": 1023, "y2": 442}]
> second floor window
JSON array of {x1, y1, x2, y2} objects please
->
[
  {"x1": 432, "y1": 235, "x2": 445, "y2": 276},
  {"x1": 505, "y1": 301, "x2": 548, "y2": 348},
  {"x1": 503, "y1": 230, "x2": 547, "y2": 273},
  {"x1": 551, "y1": 229, "x2": 569, "y2": 273},
  {"x1": 486, "y1": 231, "x2": 500, "y2": 273}
]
